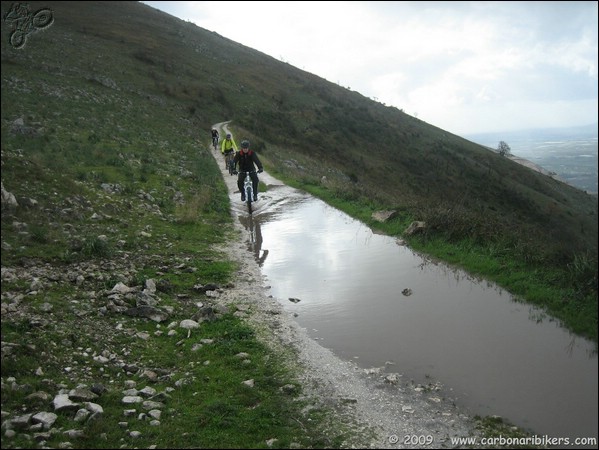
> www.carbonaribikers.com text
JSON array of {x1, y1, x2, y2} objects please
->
[{"x1": 449, "y1": 435, "x2": 597, "y2": 447}]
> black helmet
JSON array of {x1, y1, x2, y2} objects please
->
[{"x1": 241, "y1": 140, "x2": 250, "y2": 149}]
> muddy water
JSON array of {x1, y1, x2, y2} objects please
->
[{"x1": 229, "y1": 178, "x2": 597, "y2": 446}]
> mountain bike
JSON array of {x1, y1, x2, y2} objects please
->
[
  {"x1": 212, "y1": 135, "x2": 219, "y2": 151},
  {"x1": 241, "y1": 171, "x2": 257, "y2": 214},
  {"x1": 224, "y1": 150, "x2": 235, "y2": 175}
]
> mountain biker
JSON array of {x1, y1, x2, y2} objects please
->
[
  {"x1": 232, "y1": 139, "x2": 263, "y2": 202},
  {"x1": 220, "y1": 133, "x2": 237, "y2": 169},
  {"x1": 211, "y1": 128, "x2": 219, "y2": 147}
]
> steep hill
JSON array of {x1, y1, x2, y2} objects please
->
[
  {"x1": 4, "y1": 1, "x2": 597, "y2": 253},
  {"x1": 2, "y1": 2, "x2": 596, "y2": 330},
  {"x1": 1, "y1": 2, "x2": 596, "y2": 447}
]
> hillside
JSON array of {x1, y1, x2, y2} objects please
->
[
  {"x1": 3, "y1": 1, "x2": 597, "y2": 254},
  {"x1": 1, "y1": 0, "x2": 596, "y2": 330},
  {"x1": 1, "y1": 1, "x2": 597, "y2": 447},
  {"x1": 1, "y1": 0, "x2": 596, "y2": 325}
]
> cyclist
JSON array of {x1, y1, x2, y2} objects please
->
[
  {"x1": 220, "y1": 133, "x2": 237, "y2": 170},
  {"x1": 211, "y1": 128, "x2": 219, "y2": 149},
  {"x1": 232, "y1": 140, "x2": 263, "y2": 202}
]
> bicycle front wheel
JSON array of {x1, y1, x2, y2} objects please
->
[{"x1": 246, "y1": 187, "x2": 253, "y2": 214}]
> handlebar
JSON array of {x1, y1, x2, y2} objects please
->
[{"x1": 234, "y1": 170, "x2": 262, "y2": 175}]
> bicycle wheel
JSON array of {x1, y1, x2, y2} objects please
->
[
  {"x1": 9, "y1": 30, "x2": 26, "y2": 49},
  {"x1": 246, "y1": 187, "x2": 253, "y2": 214},
  {"x1": 33, "y1": 9, "x2": 54, "y2": 28}
]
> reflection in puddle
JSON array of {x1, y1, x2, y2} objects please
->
[
  {"x1": 234, "y1": 186, "x2": 598, "y2": 445},
  {"x1": 238, "y1": 215, "x2": 269, "y2": 267}
]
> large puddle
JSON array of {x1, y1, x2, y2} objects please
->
[{"x1": 231, "y1": 181, "x2": 598, "y2": 446}]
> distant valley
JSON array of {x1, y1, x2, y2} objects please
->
[{"x1": 466, "y1": 124, "x2": 598, "y2": 194}]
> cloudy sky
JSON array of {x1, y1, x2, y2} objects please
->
[{"x1": 143, "y1": 1, "x2": 598, "y2": 136}]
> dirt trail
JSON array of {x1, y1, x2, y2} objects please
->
[{"x1": 207, "y1": 126, "x2": 480, "y2": 448}]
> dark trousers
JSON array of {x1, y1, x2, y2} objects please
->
[{"x1": 237, "y1": 172, "x2": 259, "y2": 198}]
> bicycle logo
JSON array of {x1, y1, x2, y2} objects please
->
[{"x1": 3, "y1": 2, "x2": 54, "y2": 49}]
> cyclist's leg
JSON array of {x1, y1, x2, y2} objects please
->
[
  {"x1": 251, "y1": 173, "x2": 259, "y2": 200},
  {"x1": 228, "y1": 153, "x2": 235, "y2": 174},
  {"x1": 225, "y1": 151, "x2": 232, "y2": 172},
  {"x1": 238, "y1": 173, "x2": 245, "y2": 200}
]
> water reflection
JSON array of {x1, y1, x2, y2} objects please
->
[
  {"x1": 238, "y1": 214, "x2": 269, "y2": 267},
  {"x1": 242, "y1": 190, "x2": 597, "y2": 446}
]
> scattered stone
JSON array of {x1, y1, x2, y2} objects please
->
[{"x1": 371, "y1": 210, "x2": 397, "y2": 222}]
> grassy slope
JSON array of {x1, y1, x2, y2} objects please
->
[
  {"x1": 0, "y1": 1, "x2": 597, "y2": 444},
  {"x1": 1, "y1": 2, "x2": 595, "y2": 448},
  {"x1": 2, "y1": 0, "x2": 596, "y2": 342},
  {"x1": 0, "y1": 2, "x2": 362, "y2": 448}
]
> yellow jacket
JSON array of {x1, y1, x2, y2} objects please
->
[{"x1": 221, "y1": 137, "x2": 238, "y2": 154}]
